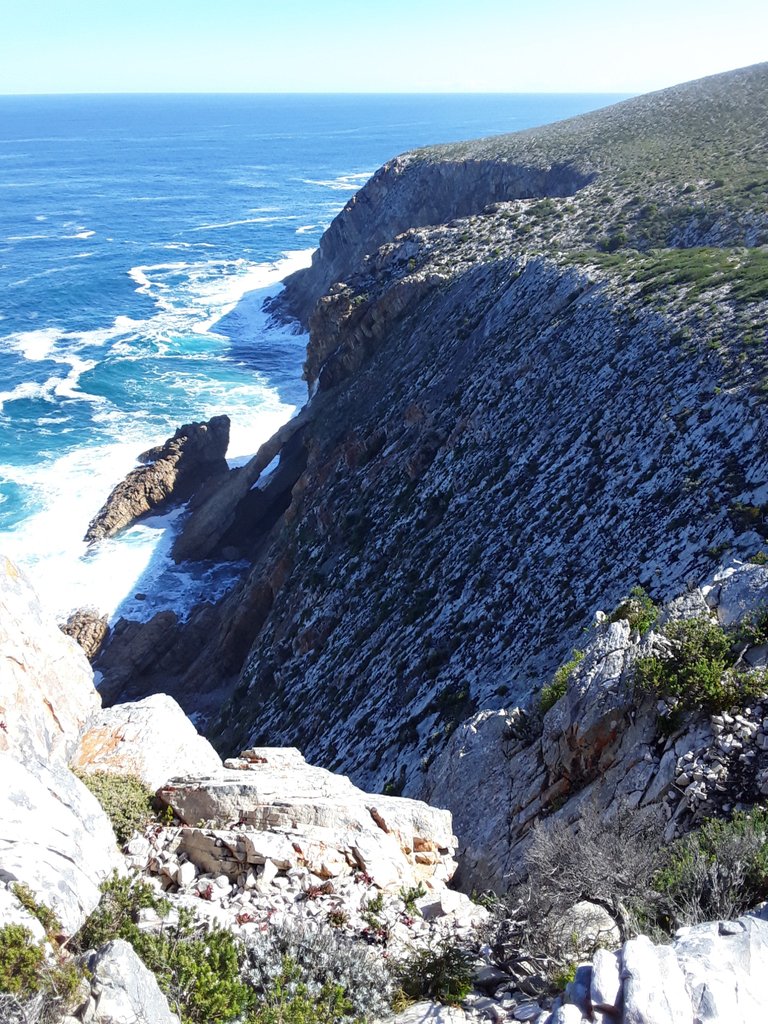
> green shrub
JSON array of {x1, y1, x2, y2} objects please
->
[
  {"x1": 11, "y1": 883, "x2": 61, "y2": 937},
  {"x1": 609, "y1": 585, "x2": 658, "y2": 634},
  {"x1": 75, "y1": 770, "x2": 156, "y2": 845},
  {"x1": 634, "y1": 616, "x2": 767, "y2": 713},
  {"x1": 655, "y1": 809, "x2": 768, "y2": 928},
  {"x1": 540, "y1": 650, "x2": 585, "y2": 713},
  {"x1": 243, "y1": 920, "x2": 392, "y2": 1021},
  {"x1": 0, "y1": 925, "x2": 45, "y2": 996},
  {"x1": 748, "y1": 551, "x2": 768, "y2": 565},
  {"x1": 78, "y1": 875, "x2": 251, "y2": 1024},
  {"x1": 247, "y1": 958, "x2": 357, "y2": 1024},
  {"x1": 394, "y1": 937, "x2": 473, "y2": 1004}
]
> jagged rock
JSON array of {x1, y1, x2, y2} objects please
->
[
  {"x1": 72, "y1": 693, "x2": 222, "y2": 790},
  {"x1": 60, "y1": 607, "x2": 110, "y2": 661},
  {"x1": 84, "y1": 414, "x2": 230, "y2": 543},
  {"x1": 589, "y1": 947, "x2": 622, "y2": 1012},
  {"x1": 706, "y1": 562, "x2": 768, "y2": 627},
  {"x1": 85, "y1": 939, "x2": 179, "y2": 1024},
  {"x1": 0, "y1": 555, "x2": 98, "y2": 763},
  {"x1": 555, "y1": 902, "x2": 620, "y2": 954},
  {"x1": 622, "y1": 935, "x2": 690, "y2": 1024},
  {"x1": 0, "y1": 753, "x2": 122, "y2": 935},
  {"x1": 158, "y1": 747, "x2": 456, "y2": 890}
]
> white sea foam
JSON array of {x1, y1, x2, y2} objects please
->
[
  {"x1": 62, "y1": 229, "x2": 95, "y2": 239},
  {"x1": 189, "y1": 215, "x2": 301, "y2": 232},
  {"x1": 296, "y1": 224, "x2": 318, "y2": 235},
  {"x1": 2, "y1": 248, "x2": 314, "y2": 621},
  {"x1": 300, "y1": 171, "x2": 373, "y2": 191}
]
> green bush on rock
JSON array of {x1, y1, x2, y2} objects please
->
[
  {"x1": 540, "y1": 650, "x2": 584, "y2": 713},
  {"x1": 74, "y1": 770, "x2": 157, "y2": 845},
  {"x1": 393, "y1": 937, "x2": 473, "y2": 1005},
  {"x1": 634, "y1": 615, "x2": 767, "y2": 713}
]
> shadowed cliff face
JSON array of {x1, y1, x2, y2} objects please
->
[
  {"x1": 97, "y1": 64, "x2": 768, "y2": 865},
  {"x1": 274, "y1": 157, "x2": 595, "y2": 327}
]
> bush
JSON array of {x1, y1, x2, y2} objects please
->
[
  {"x1": 247, "y1": 958, "x2": 357, "y2": 1024},
  {"x1": 0, "y1": 925, "x2": 45, "y2": 996},
  {"x1": 75, "y1": 771, "x2": 156, "y2": 845},
  {"x1": 243, "y1": 920, "x2": 392, "y2": 1022},
  {"x1": 609, "y1": 585, "x2": 658, "y2": 634},
  {"x1": 78, "y1": 875, "x2": 251, "y2": 1024},
  {"x1": 655, "y1": 808, "x2": 768, "y2": 929},
  {"x1": 634, "y1": 616, "x2": 767, "y2": 713},
  {"x1": 540, "y1": 650, "x2": 584, "y2": 713},
  {"x1": 11, "y1": 884, "x2": 61, "y2": 938},
  {"x1": 393, "y1": 937, "x2": 473, "y2": 1004},
  {"x1": 498, "y1": 802, "x2": 665, "y2": 972}
]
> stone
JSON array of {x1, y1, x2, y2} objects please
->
[
  {"x1": 0, "y1": 752, "x2": 122, "y2": 935},
  {"x1": 0, "y1": 555, "x2": 98, "y2": 764},
  {"x1": 158, "y1": 747, "x2": 456, "y2": 891},
  {"x1": 85, "y1": 939, "x2": 180, "y2": 1023},
  {"x1": 590, "y1": 948, "x2": 621, "y2": 1011},
  {"x1": 175, "y1": 861, "x2": 197, "y2": 887},
  {"x1": 72, "y1": 693, "x2": 222, "y2": 790},
  {"x1": 550, "y1": 1006, "x2": 586, "y2": 1024},
  {"x1": 0, "y1": 884, "x2": 46, "y2": 942},
  {"x1": 555, "y1": 901, "x2": 620, "y2": 954},
  {"x1": 711, "y1": 562, "x2": 768, "y2": 627},
  {"x1": 84, "y1": 414, "x2": 230, "y2": 543},
  {"x1": 622, "y1": 935, "x2": 690, "y2": 1024},
  {"x1": 60, "y1": 608, "x2": 110, "y2": 662}
]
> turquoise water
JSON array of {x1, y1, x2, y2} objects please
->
[{"x1": 0, "y1": 93, "x2": 624, "y2": 620}]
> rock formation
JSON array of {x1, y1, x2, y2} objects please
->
[
  {"x1": 84, "y1": 414, "x2": 230, "y2": 543},
  {"x1": 94, "y1": 65, "x2": 768, "y2": 876},
  {"x1": 0, "y1": 557, "x2": 121, "y2": 934}
]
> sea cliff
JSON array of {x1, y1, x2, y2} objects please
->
[{"x1": 94, "y1": 62, "x2": 768, "y2": 880}]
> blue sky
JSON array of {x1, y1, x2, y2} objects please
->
[{"x1": 1, "y1": 0, "x2": 766, "y2": 94}]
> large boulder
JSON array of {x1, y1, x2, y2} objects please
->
[
  {"x1": 158, "y1": 747, "x2": 457, "y2": 891},
  {"x1": 84, "y1": 939, "x2": 180, "y2": 1024},
  {"x1": 72, "y1": 693, "x2": 223, "y2": 790},
  {"x1": 0, "y1": 753, "x2": 122, "y2": 935},
  {"x1": 84, "y1": 414, "x2": 230, "y2": 542},
  {"x1": 0, "y1": 556, "x2": 98, "y2": 763}
]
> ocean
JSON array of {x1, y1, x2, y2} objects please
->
[{"x1": 0, "y1": 92, "x2": 624, "y2": 623}]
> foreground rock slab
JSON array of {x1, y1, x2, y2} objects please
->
[
  {"x1": 0, "y1": 555, "x2": 98, "y2": 763},
  {"x1": 84, "y1": 414, "x2": 230, "y2": 542},
  {"x1": 158, "y1": 746, "x2": 457, "y2": 890},
  {"x1": 72, "y1": 692, "x2": 223, "y2": 790},
  {"x1": 85, "y1": 939, "x2": 180, "y2": 1024},
  {"x1": 0, "y1": 753, "x2": 122, "y2": 935}
]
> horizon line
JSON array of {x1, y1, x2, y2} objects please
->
[{"x1": 0, "y1": 89, "x2": 635, "y2": 99}]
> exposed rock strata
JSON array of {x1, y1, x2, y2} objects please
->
[
  {"x1": 157, "y1": 746, "x2": 457, "y2": 891},
  {"x1": 61, "y1": 607, "x2": 110, "y2": 661},
  {"x1": 84, "y1": 414, "x2": 230, "y2": 543},
  {"x1": 72, "y1": 692, "x2": 223, "y2": 790},
  {"x1": 95, "y1": 64, "x2": 768, "y2": 874}
]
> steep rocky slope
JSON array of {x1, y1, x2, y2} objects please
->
[{"x1": 96, "y1": 63, "x2": 768, "y2": 871}]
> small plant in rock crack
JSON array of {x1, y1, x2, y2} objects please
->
[{"x1": 398, "y1": 883, "x2": 426, "y2": 916}]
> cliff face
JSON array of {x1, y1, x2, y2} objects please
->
[{"x1": 96, "y1": 63, "x2": 768, "y2": 872}]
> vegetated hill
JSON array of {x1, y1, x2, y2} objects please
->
[{"x1": 97, "y1": 64, "x2": 768, "y2": 859}]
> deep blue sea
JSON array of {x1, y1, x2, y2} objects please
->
[{"x1": 0, "y1": 93, "x2": 624, "y2": 622}]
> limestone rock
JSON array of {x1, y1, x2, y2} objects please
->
[
  {"x1": 589, "y1": 947, "x2": 622, "y2": 1012},
  {"x1": 72, "y1": 693, "x2": 222, "y2": 790},
  {"x1": 672, "y1": 909, "x2": 768, "y2": 1022},
  {"x1": 60, "y1": 608, "x2": 110, "y2": 661},
  {"x1": 708, "y1": 562, "x2": 768, "y2": 627},
  {"x1": 0, "y1": 556, "x2": 98, "y2": 764},
  {"x1": 621, "y1": 935, "x2": 691, "y2": 1024},
  {"x1": 158, "y1": 747, "x2": 456, "y2": 890},
  {"x1": 85, "y1": 939, "x2": 180, "y2": 1024},
  {"x1": 388, "y1": 1002, "x2": 469, "y2": 1023},
  {"x1": 84, "y1": 414, "x2": 230, "y2": 543},
  {"x1": 555, "y1": 901, "x2": 620, "y2": 955},
  {"x1": 0, "y1": 752, "x2": 122, "y2": 935}
]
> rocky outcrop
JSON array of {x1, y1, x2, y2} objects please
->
[
  {"x1": 1, "y1": 556, "x2": 98, "y2": 763},
  {"x1": 157, "y1": 746, "x2": 457, "y2": 891},
  {"x1": 83, "y1": 940, "x2": 180, "y2": 1024},
  {"x1": 84, "y1": 414, "x2": 230, "y2": 543},
  {"x1": 61, "y1": 607, "x2": 110, "y2": 661},
  {"x1": 275, "y1": 157, "x2": 594, "y2": 327},
  {"x1": 72, "y1": 693, "x2": 223, "y2": 790},
  {"x1": 0, "y1": 555, "x2": 120, "y2": 935},
  {"x1": 0, "y1": 752, "x2": 122, "y2": 935},
  {"x1": 561, "y1": 906, "x2": 768, "y2": 1024},
  {"x1": 425, "y1": 560, "x2": 768, "y2": 891}
]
